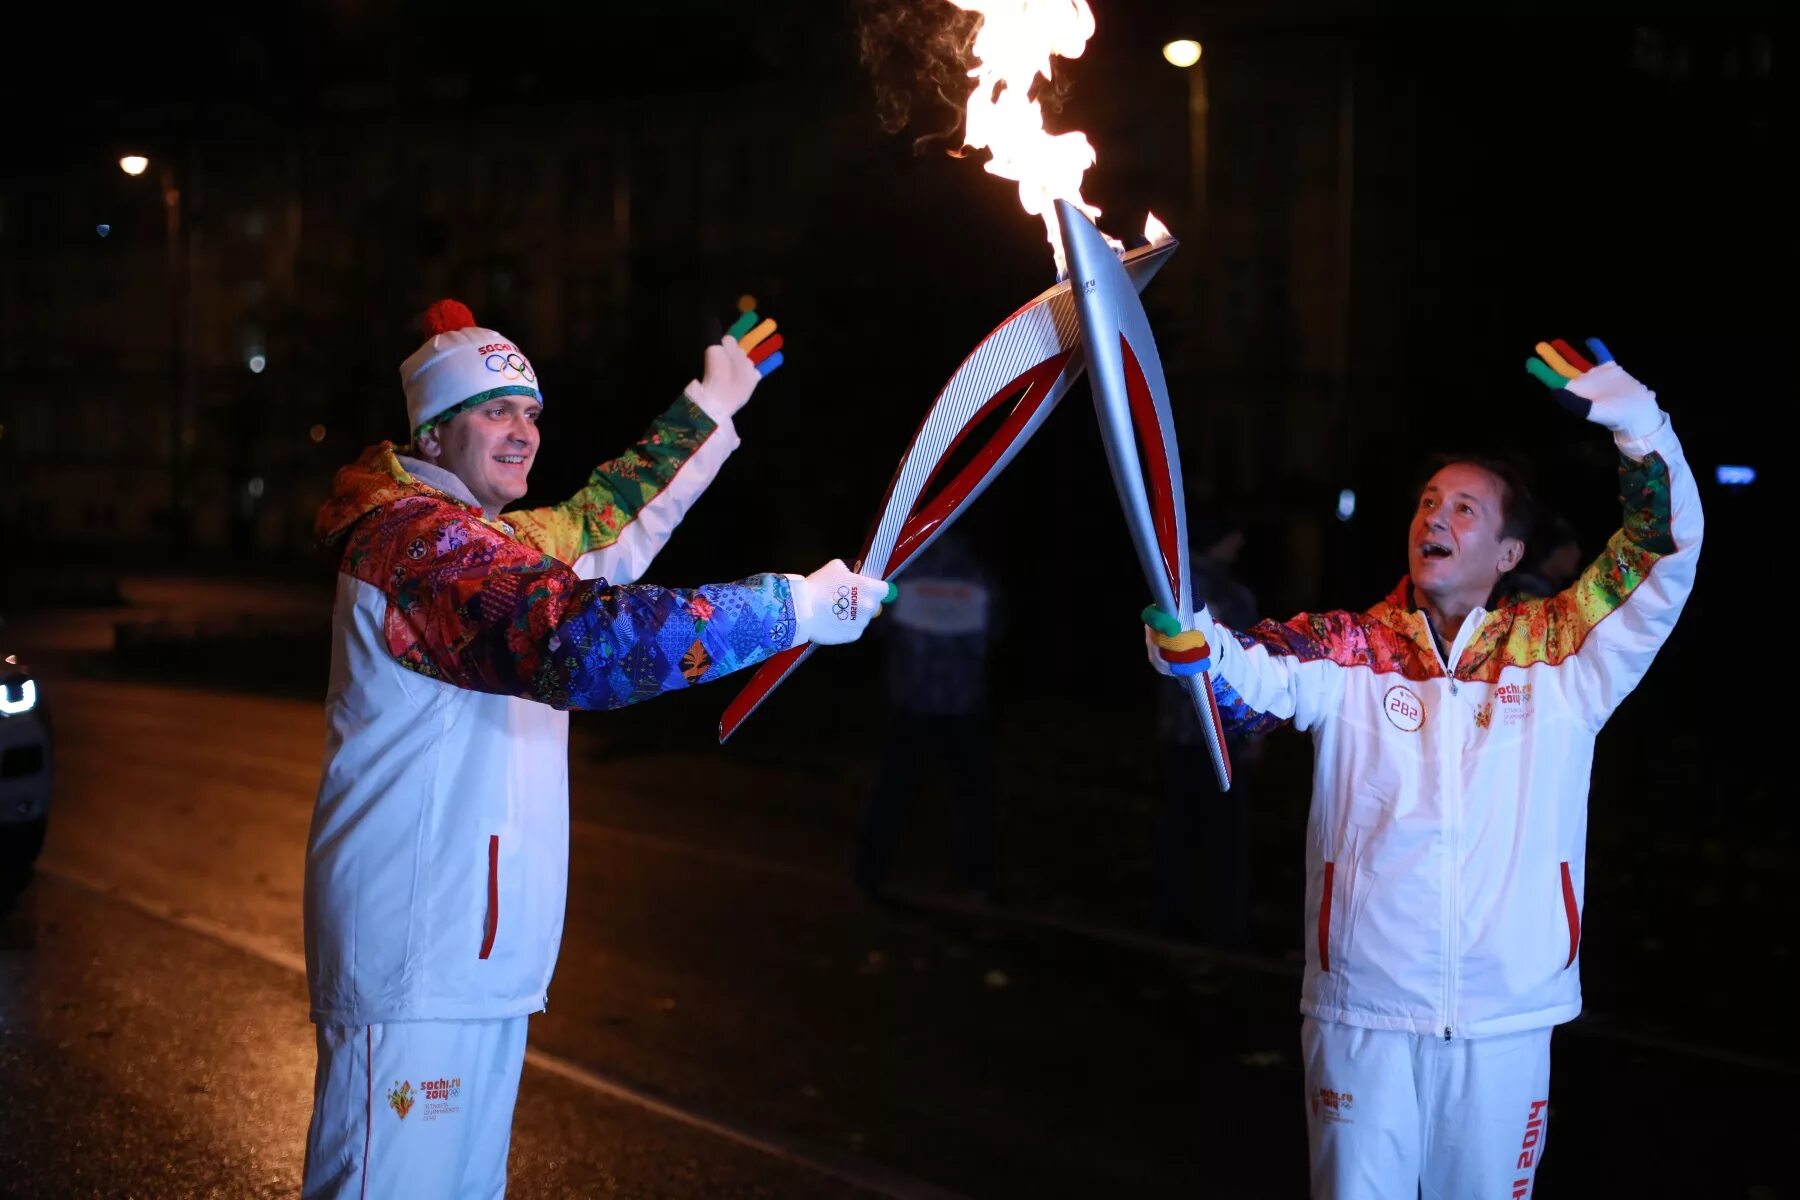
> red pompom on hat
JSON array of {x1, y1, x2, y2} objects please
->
[{"x1": 422, "y1": 298, "x2": 477, "y2": 336}]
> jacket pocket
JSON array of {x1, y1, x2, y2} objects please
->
[
  {"x1": 480, "y1": 834, "x2": 500, "y2": 960},
  {"x1": 1318, "y1": 862, "x2": 1336, "y2": 973},
  {"x1": 1560, "y1": 860, "x2": 1580, "y2": 969}
]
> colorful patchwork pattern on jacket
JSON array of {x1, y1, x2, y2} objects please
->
[
  {"x1": 1458, "y1": 451, "x2": 1673, "y2": 682},
  {"x1": 318, "y1": 442, "x2": 794, "y2": 710},
  {"x1": 1211, "y1": 450, "x2": 1676, "y2": 735},
  {"x1": 507, "y1": 396, "x2": 718, "y2": 563}
]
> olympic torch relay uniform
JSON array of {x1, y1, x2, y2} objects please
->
[
  {"x1": 1182, "y1": 408, "x2": 1699, "y2": 1198},
  {"x1": 1201, "y1": 415, "x2": 1700, "y2": 1043},
  {"x1": 300, "y1": 295, "x2": 813, "y2": 1196},
  {"x1": 305, "y1": 402, "x2": 791, "y2": 1024},
  {"x1": 302, "y1": 298, "x2": 891, "y2": 1196}
]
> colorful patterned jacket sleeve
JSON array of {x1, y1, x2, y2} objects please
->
[
  {"x1": 1462, "y1": 419, "x2": 1702, "y2": 729},
  {"x1": 507, "y1": 394, "x2": 739, "y2": 582},
  {"x1": 1205, "y1": 611, "x2": 1353, "y2": 737},
  {"x1": 341, "y1": 494, "x2": 795, "y2": 710}
]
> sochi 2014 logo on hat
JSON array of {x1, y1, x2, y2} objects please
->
[
  {"x1": 478, "y1": 341, "x2": 536, "y2": 384},
  {"x1": 1383, "y1": 685, "x2": 1425, "y2": 733}
]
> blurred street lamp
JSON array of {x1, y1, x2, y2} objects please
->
[
  {"x1": 1162, "y1": 39, "x2": 1208, "y2": 240},
  {"x1": 1161, "y1": 37, "x2": 1211, "y2": 476},
  {"x1": 120, "y1": 151, "x2": 190, "y2": 552},
  {"x1": 1162, "y1": 39, "x2": 1202, "y2": 68}
]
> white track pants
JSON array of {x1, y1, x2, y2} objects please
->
[
  {"x1": 1302, "y1": 1016, "x2": 1553, "y2": 1200},
  {"x1": 302, "y1": 1016, "x2": 529, "y2": 1199}
]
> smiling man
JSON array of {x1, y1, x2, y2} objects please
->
[
  {"x1": 301, "y1": 300, "x2": 890, "y2": 1198},
  {"x1": 1407, "y1": 455, "x2": 1532, "y2": 657},
  {"x1": 1143, "y1": 338, "x2": 1703, "y2": 1199}
]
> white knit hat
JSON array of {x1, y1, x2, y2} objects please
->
[{"x1": 400, "y1": 299, "x2": 543, "y2": 436}]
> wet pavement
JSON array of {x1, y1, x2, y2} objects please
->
[{"x1": 0, "y1": 579, "x2": 1789, "y2": 1197}]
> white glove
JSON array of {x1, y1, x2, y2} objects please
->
[
  {"x1": 785, "y1": 559, "x2": 895, "y2": 646},
  {"x1": 684, "y1": 336, "x2": 762, "y2": 423},
  {"x1": 1526, "y1": 337, "x2": 1664, "y2": 442},
  {"x1": 1144, "y1": 625, "x2": 1174, "y2": 676},
  {"x1": 1142, "y1": 604, "x2": 1216, "y2": 678}
]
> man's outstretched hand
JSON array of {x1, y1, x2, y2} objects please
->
[{"x1": 1526, "y1": 337, "x2": 1663, "y2": 441}]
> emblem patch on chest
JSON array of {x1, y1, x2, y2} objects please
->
[
  {"x1": 1383, "y1": 684, "x2": 1426, "y2": 733},
  {"x1": 1475, "y1": 681, "x2": 1533, "y2": 730}
]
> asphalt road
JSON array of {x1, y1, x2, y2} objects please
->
[{"x1": 0, "y1": 583, "x2": 1789, "y2": 1198}]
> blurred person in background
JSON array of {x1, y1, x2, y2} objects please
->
[
  {"x1": 1506, "y1": 512, "x2": 1583, "y2": 601},
  {"x1": 854, "y1": 529, "x2": 999, "y2": 905}
]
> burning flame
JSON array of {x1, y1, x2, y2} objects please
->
[
  {"x1": 947, "y1": 0, "x2": 1113, "y2": 275},
  {"x1": 1143, "y1": 210, "x2": 1173, "y2": 245}
]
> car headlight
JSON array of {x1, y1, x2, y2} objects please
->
[{"x1": 1, "y1": 677, "x2": 37, "y2": 717}]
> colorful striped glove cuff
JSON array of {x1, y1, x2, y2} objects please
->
[{"x1": 1142, "y1": 605, "x2": 1212, "y2": 677}]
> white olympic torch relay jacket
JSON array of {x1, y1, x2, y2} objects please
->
[
  {"x1": 306, "y1": 394, "x2": 797, "y2": 1025},
  {"x1": 1202, "y1": 418, "x2": 1700, "y2": 1039}
]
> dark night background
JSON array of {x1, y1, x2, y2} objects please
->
[
  {"x1": 3, "y1": 3, "x2": 1781, "y2": 636},
  {"x1": 0, "y1": 1, "x2": 1786, "y2": 1196}
]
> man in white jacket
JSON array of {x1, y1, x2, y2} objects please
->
[
  {"x1": 301, "y1": 299, "x2": 890, "y2": 1198},
  {"x1": 1145, "y1": 337, "x2": 1701, "y2": 1199}
]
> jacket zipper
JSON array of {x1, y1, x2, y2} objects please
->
[{"x1": 1426, "y1": 610, "x2": 1480, "y2": 1041}]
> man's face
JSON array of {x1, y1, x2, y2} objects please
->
[
  {"x1": 1408, "y1": 463, "x2": 1523, "y2": 604},
  {"x1": 418, "y1": 396, "x2": 541, "y2": 514}
]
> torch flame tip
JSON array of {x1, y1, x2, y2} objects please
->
[{"x1": 948, "y1": 0, "x2": 1104, "y2": 277}]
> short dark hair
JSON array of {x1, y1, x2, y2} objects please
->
[{"x1": 1417, "y1": 452, "x2": 1538, "y2": 545}]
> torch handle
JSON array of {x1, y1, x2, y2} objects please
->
[
  {"x1": 1055, "y1": 198, "x2": 1231, "y2": 791},
  {"x1": 1181, "y1": 669, "x2": 1234, "y2": 793}
]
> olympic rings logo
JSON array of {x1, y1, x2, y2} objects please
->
[
  {"x1": 485, "y1": 351, "x2": 537, "y2": 384},
  {"x1": 832, "y1": 584, "x2": 856, "y2": 620}
]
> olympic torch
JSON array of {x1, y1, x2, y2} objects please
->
[
  {"x1": 1056, "y1": 199, "x2": 1232, "y2": 791},
  {"x1": 718, "y1": 235, "x2": 1177, "y2": 742}
]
